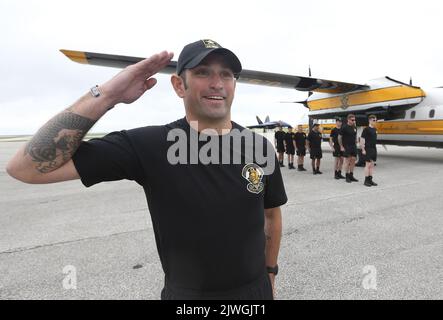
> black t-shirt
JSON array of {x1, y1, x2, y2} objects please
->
[
  {"x1": 294, "y1": 132, "x2": 306, "y2": 149},
  {"x1": 361, "y1": 126, "x2": 377, "y2": 148},
  {"x1": 274, "y1": 130, "x2": 285, "y2": 147},
  {"x1": 307, "y1": 130, "x2": 322, "y2": 149},
  {"x1": 340, "y1": 125, "x2": 357, "y2": 147},
  {"x1": 330, "y1": 127, "x2": 340, "y2": 147},
  {"x1": 72, "y1": 117, "x2": 287, "y2": 292},
  {"x1": 284, "y1": 132, "x2": 295, "y2": 148}
]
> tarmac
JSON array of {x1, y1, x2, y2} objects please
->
[{"x1": 0, "y1": 141, "x2": 442, "y2": 300}]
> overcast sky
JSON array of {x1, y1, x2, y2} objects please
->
[{"x1": 1, "y1": 0, "x2": 443, "y2": 134}]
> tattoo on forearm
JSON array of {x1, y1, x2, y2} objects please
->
[{"x1": 25, "y1": 109, "x2": 96, "y2": 173}]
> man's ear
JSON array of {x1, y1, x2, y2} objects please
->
[{"x1": 171, "y1": 74, "x2": 185, "y2": 98}]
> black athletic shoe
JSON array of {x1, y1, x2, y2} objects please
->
[
  {"x1": 334, "y1": 171, "x2": 340, "y2": 179},
  {"x1": 369, "y1": 176, "x2": 378, "y2": 186},
  {"x1": 337, "y1": 171, "x2": 346, "y2": 179},
  {"x1": 346, "y1": 173, "x2": 352, "y2": 183},
  {"x1": 316, "y1": 169, "x2": 323, "y2": 174},
  {"x1": 350, "y1": 173, "x2": 358, "y2": 182}
]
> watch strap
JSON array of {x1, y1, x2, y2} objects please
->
[{"x1": 267, "y1": 265, "x2": 278, "y2": 275}]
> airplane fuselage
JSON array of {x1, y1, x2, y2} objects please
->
[
  {"x1": 376, "y1": 88, "x2": 443, "y2": 148},
  {"x1": 309, "y1": 78, "x2": 443, "y2": 148}
]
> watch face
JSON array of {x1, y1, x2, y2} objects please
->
[{"x1": 90, "y1": 86, "x2": 101, "y2": 97}]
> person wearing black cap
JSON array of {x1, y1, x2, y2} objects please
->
[
  {"x1": 307, "y1": 123, "x2": 323, "y2": 174},
  {"x1": 329, "y1": 118, "x2": 345, "y2": 179},
  {"x1": 360, "y1": 115, "x2": 378, "y2": 187},
  {"x1": 6, "y1": 39, "x2": 287, "y2": 300}
]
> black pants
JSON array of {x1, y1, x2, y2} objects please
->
[{"x1": 161, "y1": 273, "x2": 273, "y2": 300}]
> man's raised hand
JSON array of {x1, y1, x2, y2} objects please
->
[{"x1": 100, "y1": 51, "x2": 174, "y2": 106}]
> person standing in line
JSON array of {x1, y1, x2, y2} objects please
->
[
  {"x1": 361, "y1": 115, "x2": 378, "y2": 187},
  {"x1": 274, "y1": 125, "x2": 286, "y2": 167},
  {"x1": 307, "y1": 123, "x2": 322, "y2": 175},
  {"x1": 339, "y1": 114, "x2": 359, "y2": 183},
  {"x1": 329, "y1": 118, "x2": 345, "y2": 180},
  {"x1": 294, "y1": 124, "x2": 306, "y2": 171},
  {"x1": 294, "y1": 125, "x2": 307, "y2": 171},
  {"x1": 284, "y1": 127, "x2": 296, "y2": 169}
]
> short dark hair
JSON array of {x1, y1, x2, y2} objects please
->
[
  {"x1": 347, "y1": 114, "x2": 355, "y2": 120},
  {"x1": 368, "y1": 114, "x2": 377, "y2": 120}
]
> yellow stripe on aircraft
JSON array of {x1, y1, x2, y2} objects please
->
[
  {"x1": 376, "y1": 120, "x2": 443, "y2": 135},
  {"x1": 317, "y1": 120, "x2": 443, "y2": 136},
  {"x1": 308, "y1": 86, "x2": 426, "y2": 111},
  {"x1": 59, "y1": 50, "x2": 88, "y2": 64}
]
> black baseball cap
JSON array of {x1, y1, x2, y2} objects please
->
[{"x1": 176, "y1": 39, "x2": 242, "y2": 78}]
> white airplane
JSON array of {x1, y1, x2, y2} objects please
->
[{"x1": 60, "y1": 50, "x2": 443, "y2": 148}]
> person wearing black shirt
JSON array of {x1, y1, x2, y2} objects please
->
[
  {"x1": 274, "y1": 125, "x2": 286, "y2": 167},
  {"x1": 284, "y1": 127, "x2": 296, "y2": 169},
  {"x1": 339, "y1": 114, "x2": 359, "y2": 183},
  {"x1": 329, "y1": 118, "x2": 345, "y2": 180},
  {"x1": 294, "y1": 125, "x2": 307, "y2": 171},
  {"x1": 6, "y1": 39, "x2": 287, "y2": 300},
  {"x1": 360, "y1": 115, "x2": 378, "y2": 187},
  {"x1": 307, "y1": 123, "x2": 323, "y2": 174}
]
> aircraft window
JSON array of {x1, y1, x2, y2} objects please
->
[
  {"x1": 386, "y1": 111, "x2": 405, "y2": 120},
  {"x1": 429, "y1": 109, "x2": 435, "y2": 118},
  {"x1": 410, "y1": 111, "x2": 416, "y2": 119}
]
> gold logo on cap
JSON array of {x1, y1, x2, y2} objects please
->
[{"x1": 202, "y1": 39, "x2": 220, "y2": 49}]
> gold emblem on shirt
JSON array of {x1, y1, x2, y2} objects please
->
[{"x1": 242, "y1": 163, "x2": 264, "y2": 194}]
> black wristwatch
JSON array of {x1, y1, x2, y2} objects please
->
[{"x1": 267, "y1": 265, "x2": 278, "y2": 276}]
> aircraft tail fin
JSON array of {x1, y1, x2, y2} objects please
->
[
  {"x1": 256, "y1": 116, "x2": 263, "y2": 124},
  {"x1": 256, "y1": 116, "x2": 270, "y2": 124}
]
